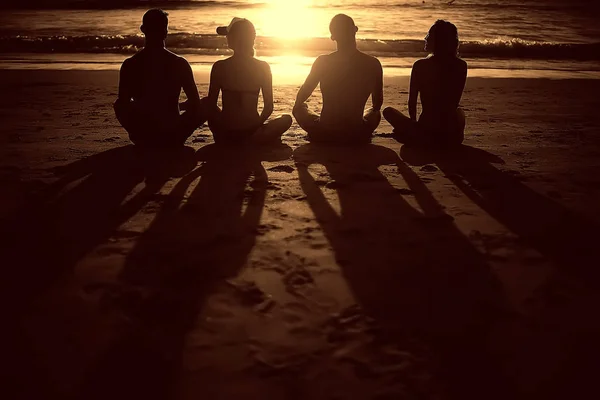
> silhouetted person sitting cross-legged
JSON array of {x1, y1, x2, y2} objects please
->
[
  {"x1": 293, "y1": 14, "x2": 383, "y2": 145},
  {"x1": 114, "y1": 9, "x2": 207, "y2": 147},
  {"x1": 207, "y1": 18, "x2": 292, "y2": 145},
  {"x1": 383, "y1": 20, "x2": 467, "y2": 148}
]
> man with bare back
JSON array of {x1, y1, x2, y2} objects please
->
[
  {"x1": 114, "y1": 9, "x2": 207, "y2": 147},
  {"x1": 293, "y1": 14, "x2": 383, "y2": 145}
]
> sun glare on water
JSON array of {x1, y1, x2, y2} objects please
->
[
  {"x1": 253, "y1": 0, "x2": 331, "y2": 80},
  {"x1": 256, "y1": 0, "x2": 329, "y2": 39}
]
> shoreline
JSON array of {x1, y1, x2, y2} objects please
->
[{"x1": 1, "y1": 53, "x2": 599, "y2": 83}]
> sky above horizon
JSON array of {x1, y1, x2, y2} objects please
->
[{"x1": 4, "y1": 0, "x2": 600, "y2": 5}]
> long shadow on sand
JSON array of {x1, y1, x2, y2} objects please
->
[
  {"x1": 293, "y1": 143, "x2": 512, "y2": 399},
  {"x1": 5, "y1": 145, "x2": 196, "y2": 400},
  {"x1": 401, "y1": 144, "x2": 600, "y2": 279},
  {"x1": 401, "y1": 144, "x2": 600, "y2": 399},
  {"x1": 79, "y1": 143, "x2": 292, "y2": 400},
  {"x1": 5, "y1": 145, "x2": 198, "y2": 299}
]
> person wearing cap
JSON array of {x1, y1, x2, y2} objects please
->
[
  {"x1": 207, "y1": 18, "x2": 292, "y2": 144},
  {"x1": 292, "y1": 14, "x2": 383, "y2": 145},
  {"x1": 114, "y1": 9, "x2": 207, "y2": 147},
  {"x1": 383, "y1": 20, "x2": 467, "y2": 147}
]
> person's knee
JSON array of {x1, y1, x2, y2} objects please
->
[
  {"x1": 292, "y1": 103, "x2": 308, "y2": 120},
  {"x1": 367, "y1": 108, "x2": 382, "y2": 123},
  {"x1": 280, "y1": 114, "x2": 293, "y2": 129},
  {"x1": 293, "y1": 105, "x2": 318, "y2": 133},
  {"x1": 113, "y1": 98, "x2": 129, "y2": 117},
  {"x1": 186, "y1": 101, "x2": 210, "y2": 125},
  {"x1": 382, "y1": 106, "x2": 396, "y2": 121},
  {"x1": 191, "y1": 108, "x2": 207, "y2": 126},
  {"x1": 291, "y1": 106, "x2": 301, "y2": 121},
  {"x1": 270, "y1": 114, "x2": 293, "y2": 137}
]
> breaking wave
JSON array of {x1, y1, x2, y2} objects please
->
[{"x1": 1, "y1": 34, "x2": 599, "y2": 61}]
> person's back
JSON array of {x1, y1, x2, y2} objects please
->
[
  {"x1": 206, "y1": 18, "x2": 292, "y2": 144},
  {"x1": 122, "y1": 48, "x2": 190, "y2": 120},
  {"x1": 318, "y1": 50, "x2": 381, "y2": 130},
  {"x1": 114, "y1": 9, "x2": 206, "y2": 147},
  {"x1": 293, "y1": 14, "x2": 383, "y2": 144},
  {"x1": 212, "y1": 56, "x2": 267, "y2": 130},
  {"x1": 383, "y1": 19, "x2": 467, "y2": 147},
  {"x1": 415, "y1": 55, "x2": 467, "y2": 132}
]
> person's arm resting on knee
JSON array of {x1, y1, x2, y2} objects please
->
[
  {"x1": 371, "y1": 59, "x2": 384, "y2": 112},
  {"x1": 408, "y1": 60, "x2": 421, "y2": 122},
  {"x1": 205, "y1": 61, "x2": 223, "y2": 117},
  {"x1": 115, "y1": 59, "x2": 133, "y2": 107},
  {"x1": 260, "y1": 61, "x2": 274, "y2": 124},
  {"x1": 293, "y1": 56, "x2": 324, "y2": 112},
  {"x1": 450, "y1": 60, "x2": 468, "y2": 110},
  {"x1": 179, "y1": 59, "x2": 201, "y2": 112}
]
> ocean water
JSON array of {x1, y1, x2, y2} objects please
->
[{"x1": 1, "y1": 0, "x2": 599, "y2": 78}]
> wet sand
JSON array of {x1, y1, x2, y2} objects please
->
[{"x1": 2, "y1": 69, "x2": 600, "y2": 400}]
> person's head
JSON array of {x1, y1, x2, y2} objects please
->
[
  {"x1": 425, "y1": 20, "x2": 459, "y2": 57},
  {"x1": 329, "y1": 14, "x2": 358, "y2": 47},
  {"x1": 140, "y1": 9, "x2": 169, "y2": 42},
  {"x1": 217, "y1": 17, "x2": 256, "y2": 57}
]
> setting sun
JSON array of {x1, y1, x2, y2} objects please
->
[{"x1": 256, "y1": 0, "x2": 329, "y2": 39}]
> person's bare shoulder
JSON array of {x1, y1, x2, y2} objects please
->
[
  {"x1": 169, "y1": 52, "x2": 193, "y2": 72},
  {"x1": 412, "y1": 57, "x2": 432, "y2": 75},
  {"x1": 122, "y1": 51, "x2": 142, "y2": 69},
  {"x1": 120, "y1": 56, "x2": 133, "y2": 69},
  {"x1": 215, "y1": 56, "x2": 236, "y2": 72},
  {"x1": 365, "y1": 53, "x2": 382, "y2": 71},
  {"x1": 316, "y1": 53, "x2": 332, "y2": 66},
  {"x1": 259, "y1": 60, "x2": 272, "y2": 80},
  {"x1": 357, "y1": 53, "x2": 382, "y2": 81},
  {"x1": 255, "y1": 59, "x2": 271, "y2": 72},
  {"x1": 413, "y1": 57, "x2": 429, "y2": 68},
  {"x1": 211, "y1": 59, "x2": 225, "y2": 71}
]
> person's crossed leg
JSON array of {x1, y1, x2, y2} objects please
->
[
  {"x1": 293, "y1": 103, "x2": 380, "y2": 145},
  {"x1": 114, "y1": 98, "x2": 208, "y2": 147},
  {"x1": 208, "y1": 105, "x2": 292, "y2": 146},
  {"x1": 383, "y1": 106, "x2": 465, "y2": 147}
]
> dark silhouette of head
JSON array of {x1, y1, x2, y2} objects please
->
[
  {"x1": 217, "y1": 18, "x2": 256, "y2": 57},
  {"x1": 329, "y1": 14, "x2": 358, "y2": 48},
  {"x1": 140, "y1": 9, "x2": 169, "y2": 43},
  {"x1": 425, "y1": 20, "x2": 459, "y2": 57}
]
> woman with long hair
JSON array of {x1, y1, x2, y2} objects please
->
[
  {"x1": 207, "y1": 18, "x2": 292, "y2": 144},
  {"x1": 383, "y1": 20, "x2": 467, "y2": 147}
]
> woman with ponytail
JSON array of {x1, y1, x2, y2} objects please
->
[{"x1": 207, "y1": 18, "x2": 292, "y2": 144}]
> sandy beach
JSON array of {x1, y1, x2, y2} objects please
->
[{"x1": 2, "y1": 69, "x2": 600, "y2": 399}]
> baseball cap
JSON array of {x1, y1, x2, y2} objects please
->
[{"x1": 216, "y1": 17, "x2": 255, "y2": 36}]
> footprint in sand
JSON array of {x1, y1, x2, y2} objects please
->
[
  {"x1": 419, "y1": 164, "x2": 438, "y2": 172},
  {"x1": 268, "y1": 165, "x2": 295, "y2": 173},
  {"x1": 226, "y1": 279, "x2": 275, "y2": 313}
]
